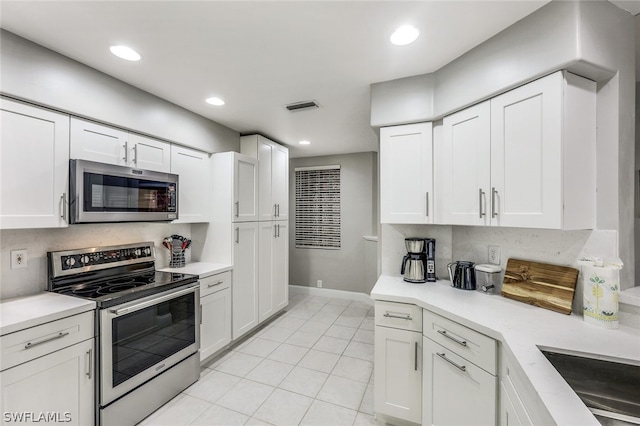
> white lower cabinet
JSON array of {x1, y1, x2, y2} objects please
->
[
  {"x1": 232, "y1": 222, "x2": 259, "y2": 340},
  {"x1": 0, "y1": 311, "x2": 94, "y2": 426},
  {"x1": 374, "y1": 301, "x2": 423, "y2": 424},
  {"x1": 422, "y1": 310, "x2": 497, "y2": 426},
  {"x1": 199, "y1": 272, "x2": 232, "y2": 362},
  {"x1": 423, "y1": 337, "x2": 496, "y2": 426},
  {"x1": 258, "y1": 221, "x2": 289, "y2": 322}
]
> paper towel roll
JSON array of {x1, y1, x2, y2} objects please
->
[{"x1": 578, "y1": 259, "x2": 622, "y2": 329}]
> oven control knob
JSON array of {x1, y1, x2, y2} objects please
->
[
  {"x1": 64, "y1": 257, "x2": 76, "y2": 267},
  {"x1": 144, "y1": 247, "x2": 151, "y2": 256},
  {"x1": 81, "y1": 255, "x2": 90, "y2": 264},
  {"x1": 134, "y1": 249, "x2": 142, "y2": 257}
]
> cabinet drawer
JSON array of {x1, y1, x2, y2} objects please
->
[
  {"x1": 200, "y1": 271, "x2": 231, "y2": 297},
  {"x1": 375, "y1": 301, "x2": 422, "y2": 332},
  {"x1": 423, "y1": 309, "x2": 496, "y2": 375},
  {"x1": 1, "y1": 311, "x2": 94, "y2": 371}
]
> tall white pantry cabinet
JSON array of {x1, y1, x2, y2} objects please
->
[
  {"x1": 210, "y1": 136, "x2": 289, "y2": 340},
  {"x1": 241, "y1": 135, "x2": 289, "y2": 324}
]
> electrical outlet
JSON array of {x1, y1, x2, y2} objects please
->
[
  {"x1": 317, "y1": 280, "x2": 323, "y2": 288},
  {"x1": 488, "y1": 245, "x2": 500, "y2": 265},
  {"x1": 11, "y1": 249, "x2": 28, "y2": 269}
]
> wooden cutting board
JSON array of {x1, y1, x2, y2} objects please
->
[{"x1": 501, "y1": 258, "x2": 579, "y2": 315}]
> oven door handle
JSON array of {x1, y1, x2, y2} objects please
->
[{"x1": 109, "y1": 285, "x2": 197, "y2": 316}]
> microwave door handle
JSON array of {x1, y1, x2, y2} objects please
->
[{"x1": 109, "y1": 286, "x2": 196, "y2": 316}]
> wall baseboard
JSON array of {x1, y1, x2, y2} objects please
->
[{"x1": 289, "y1": 285, "x2": 373, "y2": 306}]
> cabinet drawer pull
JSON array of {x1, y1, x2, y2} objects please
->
[
  {"x1": 383, "y1": 312, "x2": 412, "y2": 321},
  {"x1": 437, "y1": 329, "x2": 467, "y2": 346},
  {"x1": 437, "y1": 352, "x2": 466, "y2": 372},
  {"x1": 207, "y1": 281, "x2": 224, "y2": 288},
  {"x1": 479, "y1": 188, "x2": 485, "y2": 218},
  {"x1": 24, "y1": 331, "x2": 70, "y2": 349}
]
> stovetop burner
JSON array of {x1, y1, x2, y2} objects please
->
[{"x1": 47, "y1": 242, "x2": 198, "y2": 308}]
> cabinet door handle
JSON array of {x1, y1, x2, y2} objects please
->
[
  {"x1": 479, "y1": 188, "x2": 485, "y2": 218},
  {"x1": 414, "y1": 341, "x2": 419, "y2": 371},
  {"x1": 207, "y1": 281, "x2": 223, "y2": 288},
  {"x1": 437, "y1": 329, "x2": 467, "y2": 347},
  {"x1": 425, "y1": 192, "x2": 429, "y2": 217},
  {"x1": 383, "y1": 312, "x2": 412, "y2": 321},
  {"x1": 59, "y1": 193, "x2": 67, "y2": 222},
  {"x1": 86, "y1": 348, "x2": 93, "y2": 379},
  {"x1": 122, "y1": 142, "x2": 128, "y2": 163},
  {"x1": 24, "y1": 331, "x2": 70, "y2": 349},
  {"x1": 235, "y1": 201, "x2": 239, "y2": 218},
  {"x1": 200, "y1": 304, "x2": 203, "y2": 325},
  {"x1": 277, "y1": 223, "x2": 280, "y2": 238},
  {"x1": 235, "y1": 227, "x2": 239, "y2": 244},
  {"x1": 491, "y1": 187, "x2": 498, "y2": 218},
  {"x1": 133, "y1": 144, "x2": 138, "y2": 164},
  {"x1": 274, "y1": 224, "x2": 278, "y2": 238},
  {"x1": 437, "y1": 352, "x2": 466, "y2": 372}
]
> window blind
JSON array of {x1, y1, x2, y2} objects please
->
[{"x1": 295, "y1": 165, "x2": 341, "y2": 249}]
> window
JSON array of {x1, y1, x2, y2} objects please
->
[{"x1": 295, "y1": 165, "x2": 341, "y2": 249}]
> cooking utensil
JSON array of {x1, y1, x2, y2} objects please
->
[{"x1": 501, "y1": 258, "x2": 579, "y2": 314}]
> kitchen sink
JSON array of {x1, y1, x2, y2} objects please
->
[{"x1": 541, "y1": 349, "x2": 640, "y2": 425}]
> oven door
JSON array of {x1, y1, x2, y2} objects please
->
[{"x1": 99, "y1": 283, "x2": 200, "y2": 406}]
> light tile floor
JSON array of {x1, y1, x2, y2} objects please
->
[{"x1": 139, "y1": 293, "x2": 378, "y2": 426}]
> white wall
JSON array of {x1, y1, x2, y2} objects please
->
[
  {"x1": 289, "y1": 152, "x2": 377, "y2": 293},
  {"x1": 373, "y1": 1, "x2": 636, "y2": 290}
]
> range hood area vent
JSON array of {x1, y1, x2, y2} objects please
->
[{"x1": 285, "y1": 100, "x2": 319, "y2": 112}]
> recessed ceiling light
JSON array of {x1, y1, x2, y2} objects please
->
[
  {"x1": 205, "y1": 97, "x2": 225, "y2": 106},
  {"x1": 390, "y1": 25, "x2": 419, "y2": 46},
  {"x1": 110, "y1": 45, "x2": 141, "y2": 61},
  {"x1": 299, "y1": 140, "x2": 311, "y2": 145}
]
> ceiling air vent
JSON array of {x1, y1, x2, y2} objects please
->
[{"x1": 285, "y1": 100, "x2": 319, "y2": 112}]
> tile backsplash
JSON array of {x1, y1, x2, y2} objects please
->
[{"x1": 0, "y1": 222, "x2": 192, "y2": 300}]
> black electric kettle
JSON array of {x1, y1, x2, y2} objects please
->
[{"x1": 447, "y1": 261, "x2": 476, "y2": 290}]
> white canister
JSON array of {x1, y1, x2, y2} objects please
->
[
  {"x1": 474, "y1": 264, "x2": 502, "y2": 294},
  {"x1": 578, "y1": 258, "x2": 623, "y2": 329}
]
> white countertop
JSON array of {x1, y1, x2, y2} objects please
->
[
  {"x1": 0, "y1": 292, "x2": 96, "y2": 336},
  {"x1": 371, "y1": 275, "x2": 640, "y2": 426},
  {"x1": 158, "y1": 262, "x2": 232, "y2": 278}
]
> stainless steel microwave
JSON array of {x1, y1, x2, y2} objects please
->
[{"x1": 69, "y1": 159, "x2": 178, "y2": 224}]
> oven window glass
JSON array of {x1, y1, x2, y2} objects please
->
[
  {"x1": 111, "y1": 292, "x2": 196, "y2": 387},
  {"x1": 84, "y1": 172, "x2": 176, "y2": 212}
]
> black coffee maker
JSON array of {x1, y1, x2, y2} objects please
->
[{"x1": 401, "y1": 238, "x2": 436, "y2": 283}]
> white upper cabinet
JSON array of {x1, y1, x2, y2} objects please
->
[
  {"x1": 435, "y1": 71, "x2": 596, "y2": 230},
  {"x1": 211, "y1": 152, "x2": 259, "y2": 223},
  {"x1": 171, "y1": 145, "x2": 209, "y2": 223},
  {"x1": 380, "y1": 122, "x2": 433, "y2": 224},
  {"x1": 1, "y1": 98, "x2": 70, "y2": 229},
  {"x1": 70, "y1": 118, "x2": 170, "y2": 173},
  {"x1": 128, "y1": 133, "x2": 171, "y2": 173},
  {"x1": 241, "y1": 135, "x2": 289, "y2": 221},
  {"x1": 435, "y1": 102, "x2": 491, "y2": 226}
]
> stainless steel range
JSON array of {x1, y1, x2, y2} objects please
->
[{"x1": 48, "y1": 242, "x2": 200, "y2": 426}]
